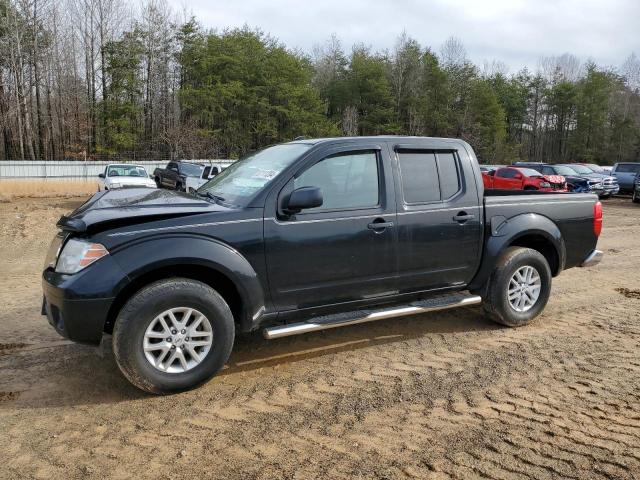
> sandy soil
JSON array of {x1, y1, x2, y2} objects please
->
[{"x1": 0, "y1": 196, "x2": 638, "y2": 479}]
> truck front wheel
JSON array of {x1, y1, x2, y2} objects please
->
[
  {"x1": 112, "y1": 278, "x2": 235, "y2": 394},
  {"x1": 483, "y1": 247, "x2": 552, "y2": 327}
]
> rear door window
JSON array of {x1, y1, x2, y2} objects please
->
[
  {"x1": 398, "y1": 152, "x2": 440, "y2": 203},
  {"x1": 436, "y1": 152, "x2": 460, "y2": 199},
  {"x1": 397, "y1": 150, "x2": 461, "y2": 204}
]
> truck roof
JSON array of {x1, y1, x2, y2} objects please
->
[{"x1": 286, "y1": 135, "x2": 469, "y2": 146}]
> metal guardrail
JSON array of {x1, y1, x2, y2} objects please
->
[{"x1": 0, "y1": 160, "x2": 236, "y2": 179}]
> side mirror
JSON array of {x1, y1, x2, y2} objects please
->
[
  {"x1": 286, "y1": 186, "x2": 323, "y2": 213},
  {"x1": 98, "y1": 173, "x2": 105, "y2": 179}
]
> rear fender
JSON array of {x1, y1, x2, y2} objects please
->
[{"x1": 469, "y1": 213, "x2": 566, "y2": 294}]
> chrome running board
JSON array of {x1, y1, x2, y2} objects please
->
[{"x1": 263, "y1": 292, "x2": 482, "y2": 339}]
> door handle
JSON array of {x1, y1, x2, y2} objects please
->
[
  {"x1": 367, "y1": 219, "x2": 394, "y2": 231},
  {"x1": 453, "y1": 212, "x2": 475, "y2": 223}
]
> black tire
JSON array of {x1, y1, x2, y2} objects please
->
[
  {"x1": 633, "y1": 190, "x2": 640, "y2": 203},
  {"x1": 483, "y1": 247, "x2": 552, "y2": 327},
  {"x1": 112, "y1": 278, "x2": 235, "y2": 394},
  {"x1": 154, "y1": 177, "x2": 161, "y2": 188}
]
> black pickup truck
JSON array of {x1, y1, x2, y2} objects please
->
[
  {"x1": 42, "y1": 137, "x2": 603, "y2": 394},
  {"x1": 153, "y1": 160, "x2": 204, "y2": 191}
]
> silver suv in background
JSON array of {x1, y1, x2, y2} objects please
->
[
  {"x1": 611, "y1": 162, "x2": 640, "y2": 194},
  {"x1": 561, "y1": 164, "x2": 619, "y2": 198}
]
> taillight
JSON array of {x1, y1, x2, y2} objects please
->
[{"x1": 593, "y1": 201, "x2": 602, "y2": 237}]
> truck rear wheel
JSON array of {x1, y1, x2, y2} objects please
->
[
  {"x1": 112, "y1": 278, "x2": 235, "y2": 394},
  {"x1": 483, "y1": 247, "x2": 552, "y2": 327}
]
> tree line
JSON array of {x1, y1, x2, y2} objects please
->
[{"x1": 1, "y1": 0, "x2": 639, "y2": 163}]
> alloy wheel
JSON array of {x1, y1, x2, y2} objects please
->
[{"x1": 143, "y1": 307, "x2": 213, "y2": 373}]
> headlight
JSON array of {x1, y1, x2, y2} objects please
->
[
  {"x1": 540, "y1": 182, "x2": 551, "y2": 188},
  {"x1": 55, "y1": 238, "x2": 109, "y2": 274},
  {"x1": 44, "y1": 232, "x2": 66, "y2": 269}
]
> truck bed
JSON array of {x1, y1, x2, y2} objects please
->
[{"x1": 483, "y1": 191, "x2": 599, "y2": 269}]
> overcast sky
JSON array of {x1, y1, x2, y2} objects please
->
[{"x1": 167, "y1": 0, "x2": 639, "y2": 73}]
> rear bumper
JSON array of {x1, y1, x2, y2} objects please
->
[{"x1": 580, "y1": 249, "x2": 603, "y2": 268}]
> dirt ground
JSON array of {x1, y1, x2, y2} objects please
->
[{"x1": 0, "y1": 196, "x2": 638, "y2": 480}]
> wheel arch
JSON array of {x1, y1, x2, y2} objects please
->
[
  {"x1": 104, "y1": 235, "x2": 267, "y2": 335},
  {"x1": 469, "y1": 213, "x2": 565, "y2": 294}
]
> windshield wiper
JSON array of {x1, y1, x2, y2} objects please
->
[{"x1": 204, "y1": 192, "x2": 225, "y2": 203}]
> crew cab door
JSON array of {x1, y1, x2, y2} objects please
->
[
  {"x1": 264, "y1": 143, "x2": 397, "y2": 311},
  {"x1": 391, "y1": 142, "x2": 482, "y2": 293}
]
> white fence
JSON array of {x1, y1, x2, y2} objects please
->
[{"x1": 0, "y1": 160, "x2": 235, "y2": 179}]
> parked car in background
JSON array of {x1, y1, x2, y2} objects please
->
[
  {"x1": 482, "y1": 167, "x2": 567, "y2": 192},
  {"x1": 578, "y1": 163, "x2": 607, "y2": 173},
  {"x1": 557, "y1": 164, "x2": 618, "y2": 198},
  {"x1": 479, "y1": 165, "x2": 500, "y2": 173},
  {"x1": 98, "y1": 164, "x2": 156, "y2": 191},
  {"x1": 633, "y1": 173, "x2": 640, "y2": 203},
  {"x1": 186, "y1": 166, "x2": 219, "y2": 193},
  {"x1": 611, "y1": 162, "x2": 640, "y2": 194},
  {"x1": 42, "y1": 136, "x2": 603, "y2": 393},
  {"x1": 153, "y1": 161, "x2": 205, "y2": 191},
  {"x1": 515, "y1": 163, "x2": 602, "y2": 195}
]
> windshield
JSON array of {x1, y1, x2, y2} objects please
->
[
  {"x1": 563, "y1": 164, "x2": 593, "y2": 174},
  {"x1": 515, "y1": 168, "x2": 542, "y2": 177},
  {"x1": 584, "y1": 164, "x2": 603, "y2": 173},
  {"x1": 107, "y1": 165, "x2": 148, "y2": 177},
  {"x1": 197, "y1": 143, "x2": 312, "y2": 205},
  {"x1": 615, "y1": 163, "x2": 640, "y2": 173},
  {"x1": 553, "y1": 166, "x2": 578, "y2": 176},
  {"x1": 180, "y1": 163, "x2": 204, "y2": 176}
]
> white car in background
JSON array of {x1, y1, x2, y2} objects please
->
[
  {"x1": 98, "y1": 164, "x2": 157, "y2": 191},
  {"x1": 185, "y1": 165, "x2": 220, "y2": 193}
]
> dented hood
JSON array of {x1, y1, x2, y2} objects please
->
[{"x1": 57, "y1": 188, "x2": 221, "y2": 232}]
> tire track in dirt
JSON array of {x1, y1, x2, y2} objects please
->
[{"x1": 0, "y1": 197, "x2": 639, "y2": 479}]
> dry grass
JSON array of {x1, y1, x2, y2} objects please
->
[{"x1": 0, "y1": 179, "x2": 97, "y2": 201}]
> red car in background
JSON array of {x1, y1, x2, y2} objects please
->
[{"x1": 483, "y1": 167, "x2": 567, "y2": 192}]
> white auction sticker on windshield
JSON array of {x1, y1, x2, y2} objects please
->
[{"x1": 252, "y1": 169, "x2": 278, "y2": 180}]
